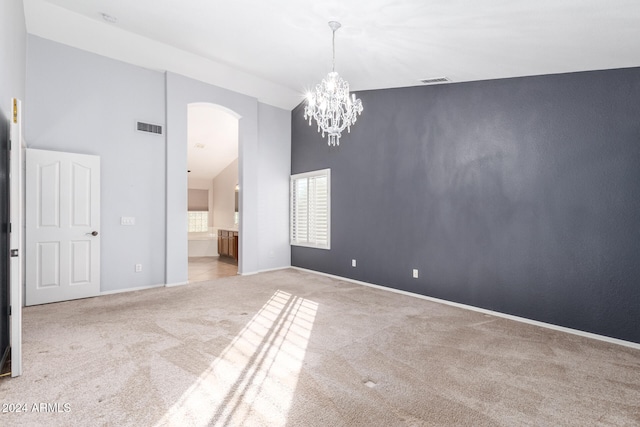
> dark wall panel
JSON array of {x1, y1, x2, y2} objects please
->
[
  {"x1": 0, "y1": 111, "x2": 9, "y2": 359},
  {"x1": 291, "y1": 67, "x2": 640, "y2": 344}
]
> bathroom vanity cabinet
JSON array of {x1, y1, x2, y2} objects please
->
[{"x1": 218, "y1": 229, "x2": 238, "y2": 262}]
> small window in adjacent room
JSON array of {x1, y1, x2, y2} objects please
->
[
  {"x1": 188, "y1": 211, "x2": 209, "y2": 232},
  {"x1": 290, "y1": 168, "x2": 330, "y2": 249}
]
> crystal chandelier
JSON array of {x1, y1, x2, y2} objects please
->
[{"x1": 304, "y1": 21, "x2": 363, "y2": 146}]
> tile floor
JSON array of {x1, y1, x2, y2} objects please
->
[{"x1": 188, "y1": 256, "x2": 238, "y2": 283}]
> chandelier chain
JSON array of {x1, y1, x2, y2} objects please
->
[{"x1": 332, "y1": 28, "x2": 336, "y2": 72}]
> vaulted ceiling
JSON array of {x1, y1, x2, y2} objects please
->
[{"x1": 24, "y1": 0, "x2": 640, "y2": 111}]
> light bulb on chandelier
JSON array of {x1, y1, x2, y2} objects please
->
[{"x1": 304, "y1": 21, "x2": 363, "y2": 146}]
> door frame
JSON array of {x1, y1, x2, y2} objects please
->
[{"x1": 9, "y1": 98, "x2": 23, "y2": 377}]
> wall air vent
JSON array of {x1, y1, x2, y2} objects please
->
[
  {"x1": 420, "y1": 77, "x2": 451, "y2": 85},
  {"x1": 136, "y1": 121, "x2": 163, "y2": 135}
]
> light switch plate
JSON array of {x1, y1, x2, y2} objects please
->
[
  {"x1": 412, "y1": 269, "x2": 419, "y2": 279},
  {"x1": 352, "y1": 259, "x2": 357, "y2": 267},
  {"x1": 121, "y1": 216, "x2": 135, "y2": 226}
]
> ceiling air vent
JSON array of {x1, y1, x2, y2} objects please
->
[
  {"x1": 420, "y1": 77, "x2": 451, "y2": 85},
  {"x1": 136, "y1": 121, "x2": 163, "y2": 135}
]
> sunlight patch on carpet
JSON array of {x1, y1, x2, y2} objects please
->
[{"x1": 155, "y1": 289, "x2": 318, "y2": 426}]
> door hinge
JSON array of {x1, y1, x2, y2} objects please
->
[
  {"x1": 10, "y1": 249, "x2": 18, "y2": 257},
  {"x1": 12, "y1": 98, "x2": 17, "y2": 124}
]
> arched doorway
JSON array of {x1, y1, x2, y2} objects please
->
[{"x1": 186, "y1": 103, "x2": 240, "y2": 282}]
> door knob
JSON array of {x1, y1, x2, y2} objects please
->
[{"x1": 86, "y1": 231, "x2": 99, "y2": 236}]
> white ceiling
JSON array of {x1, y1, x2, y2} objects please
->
[{"x1": 23, "y1": 0, "x2": 640, "y2": 111}]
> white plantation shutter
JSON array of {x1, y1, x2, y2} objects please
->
[{"x1": 290, "y1": 169, "x2": 330, "y2": 249}]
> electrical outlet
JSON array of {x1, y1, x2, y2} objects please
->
[
  {"x1": 135, "y1": 264, "x2": 142, "y2": 273},
  {"x1": 352, "y1": 259, "x2": 357, "y2": 267},
  {"x1": 412, "y1": 269, "x2": 419, "y2": 279}
]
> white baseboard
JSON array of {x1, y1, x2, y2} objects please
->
[
  {"x1": 101, "y1": 283, "x2": 165, "y2": 296},
  {"x1": 165, "y1": 281, "x2": 189, "y2": 288},
  {"x1": 291, "y1": 267, "x2": 640, "y2": 351},
  {"x1": 241, "y1": 266, "x2": 290, "y2": 276}
]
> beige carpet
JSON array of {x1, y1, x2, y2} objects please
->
[{"x1": 0, "y1": 269, "x2": 638, "y2": 426}]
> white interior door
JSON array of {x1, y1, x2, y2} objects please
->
[
  {"x1": 26, "y1": 149, "x2": 100, "y2": 306},
  {"x1": 9, "y1": 98, "x2": 23, "y2": 377}
]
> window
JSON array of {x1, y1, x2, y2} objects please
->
[
  {"x1": 188, "y1": 188, "x2": 209, "y2": 232},
  {"x1": 290, "y1": 169, "x2": 330, "y2": 249},
  {"x1": 188, "y1": 211, "x2": 209, "y2": 232}
]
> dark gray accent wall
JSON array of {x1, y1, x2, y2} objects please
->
[{"x1": 291, "y1": 67, "x2": 640, "y2": 344}]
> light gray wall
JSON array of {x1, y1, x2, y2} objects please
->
[
  {"x1": 166, "y1": 72, "x2": 257, "y2": 280},
  {"x1": 25, "y1": 36, "x2": 292, "y2": 291},
  {"x1": 212, "y1": 158, "x2": 238, "y2": 229},
  {"x1": 258, "y1": 103, "x2": 291, "y2": 271},
  {"x1": 0, "y1": 0, "x2": 26, "y2": 121},
  {"x1": 166, "y1": 73, "x2": 291, "y2": 280},
  {"x1": 25, "y1": 36, "x2": 166, "y2": 291}
]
